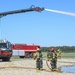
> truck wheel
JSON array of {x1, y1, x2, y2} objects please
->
[
  {"x1": 30, "y1": 53, "x2": 33, "y2": 58},
  {"x1": 2, "y1": 58, "x2": 10, "y2": 61},
  {"x1": 19, "y1": 56, "x2": 25, "y2": 58}
]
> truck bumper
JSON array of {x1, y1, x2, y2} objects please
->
[{"x1": 0, "y1": 54, "x2": 11, "y2": 59}]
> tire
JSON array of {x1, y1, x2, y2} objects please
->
[
  {"x1": 30, "y1": 53, "x2": 33, "y2": 58},
  {"x1": 19, "y1": 56, "x2": 25, "y2": 58},
  {"x1": 2, "y1": 58, "x2": 10, "y2": 61}
]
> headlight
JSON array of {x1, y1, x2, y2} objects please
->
[{"x1": 1, "y1": 48, "x2": 6, "y2": 50}]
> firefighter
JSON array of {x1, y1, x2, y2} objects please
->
[
  {"x1": 57, "y1": 48, "x2": 61, "y2": 59},
  {"x1": 47, "y1": 48, "x2": 57, "y2": 71},
  {"x1": 33, "y1": 48, "x2": 43, "y2": 70}
]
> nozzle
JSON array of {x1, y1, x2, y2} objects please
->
[
  {"x1": 34, "y1": 7, "x2": 44, "y2": 12},
  {"x1": 30, "y1": 5, "x2": 44, "y2": 12}
]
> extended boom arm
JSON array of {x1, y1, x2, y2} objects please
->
[{"x1": 0, "y1": 5, "x2": 44, "y2": 18}]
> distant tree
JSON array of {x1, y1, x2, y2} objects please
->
[{"x1": 41, "y1": 46, "x2": 75, "y2": 53}]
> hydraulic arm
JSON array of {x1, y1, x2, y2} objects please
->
[{"x1": 0, "y1": 5, "x2": 44, "y2": 18}]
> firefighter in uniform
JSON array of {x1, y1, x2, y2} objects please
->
[
  {"x1": 57, "y1": 48, "x2": 61, "y2": 59},
  {"x1": 47, "y1": 48, "x2": 57, "y2": 71},
  {"x1": 33, "y1": 48, "x2": 43, "y2": 70}
]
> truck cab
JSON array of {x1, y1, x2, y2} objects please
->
[{"x1": 0, "y1": 39, "x2": 12, "y2": 61}]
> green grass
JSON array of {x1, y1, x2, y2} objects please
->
[
  {"x1": 42, "y1": 52, "x2": 75, "y2": 58},
  {"x1": 11, "y1": 52, "x2": 75, "y2": 59},
  {"x1": 61, "y1": 53, "x2": 75, "y2": 58},
  {"x1": 11, "y1": 55, "x2": 20, "y2": 59}
]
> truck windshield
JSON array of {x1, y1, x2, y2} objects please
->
[{"x1": 0, "y1": 43, "x2": 7, "y2": 48}]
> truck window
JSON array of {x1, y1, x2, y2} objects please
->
[{"x1": 0, "y1": 43, "x2": 7, "y2": 48}]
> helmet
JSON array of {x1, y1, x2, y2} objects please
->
[
  {"x1": 50, "y1": 48, "x2": 54, "y2": 51},
  {"x1": 37, "y1": 47, "x2": 41, "y2": 52},
  {"x1": 37, "y1": 47, "x2": 40, "y2": 50}
]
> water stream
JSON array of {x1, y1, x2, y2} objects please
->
[{"x1": 45, "y1": 8, "x2": 75, "y2": 17}]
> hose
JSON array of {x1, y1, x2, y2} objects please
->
[
  {"x1": 0, "y1": 66, "x2": 62, "y2": 73},
  {"x1": 30, "y1": 5, "x2": 35, "y2": 9},
  {"x1": 46, "y1": 60, "x2": 52, "y2": 70},
  {"x1": 46, "y1": 60, "x2": 62, "y2": 72}
]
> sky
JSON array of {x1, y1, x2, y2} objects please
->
[{"x1": 0, "y1": 0, "x2": 75, "y2": 47}]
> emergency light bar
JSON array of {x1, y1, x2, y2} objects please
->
[{"x1": 0, "y1": 39, "x2": 8, "y2": 43}]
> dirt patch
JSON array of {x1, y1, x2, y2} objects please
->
[{"x1": 0, "y1": 58, "x2": 75, "y2": 75}]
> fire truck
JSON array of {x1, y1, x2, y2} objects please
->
[
  {"x1": 0, "y1": 40, "x2": 12, "y2": 61},
  {"x1": 12, "y1": 44, "x2": 40, "y2": 58}
]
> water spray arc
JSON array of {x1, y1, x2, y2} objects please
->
[{"x1": 45, "y1": 8, "x2": 75, "y2": 17}]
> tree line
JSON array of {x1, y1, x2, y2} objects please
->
[{"x1": 41, "y1": 46, "x2": 75, "y2": 53}]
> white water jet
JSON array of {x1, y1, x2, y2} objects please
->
[{"x1": 45, "y1": 8, "x2": 75, "y2": 17}]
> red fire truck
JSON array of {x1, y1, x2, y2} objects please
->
[
  {"x1": 0, "y1": 40, "x2": 12, "y2": 61},
  {"x1": 12, "y1": 44, "x2": 40, "y2": 58},
  {"x1": 0, "y1": 39, "x2": 40, "y2": 60}
]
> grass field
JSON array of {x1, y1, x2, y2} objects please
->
[
  {"x1": 11, "y1": 52, "x2": 75, "y2": 59},
  {"x1": 43, "y1": 52, "x2": 75, "y2": 58},
  {"x1": 61, "y1": 53, "x2": 75, "y2": 58}
]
